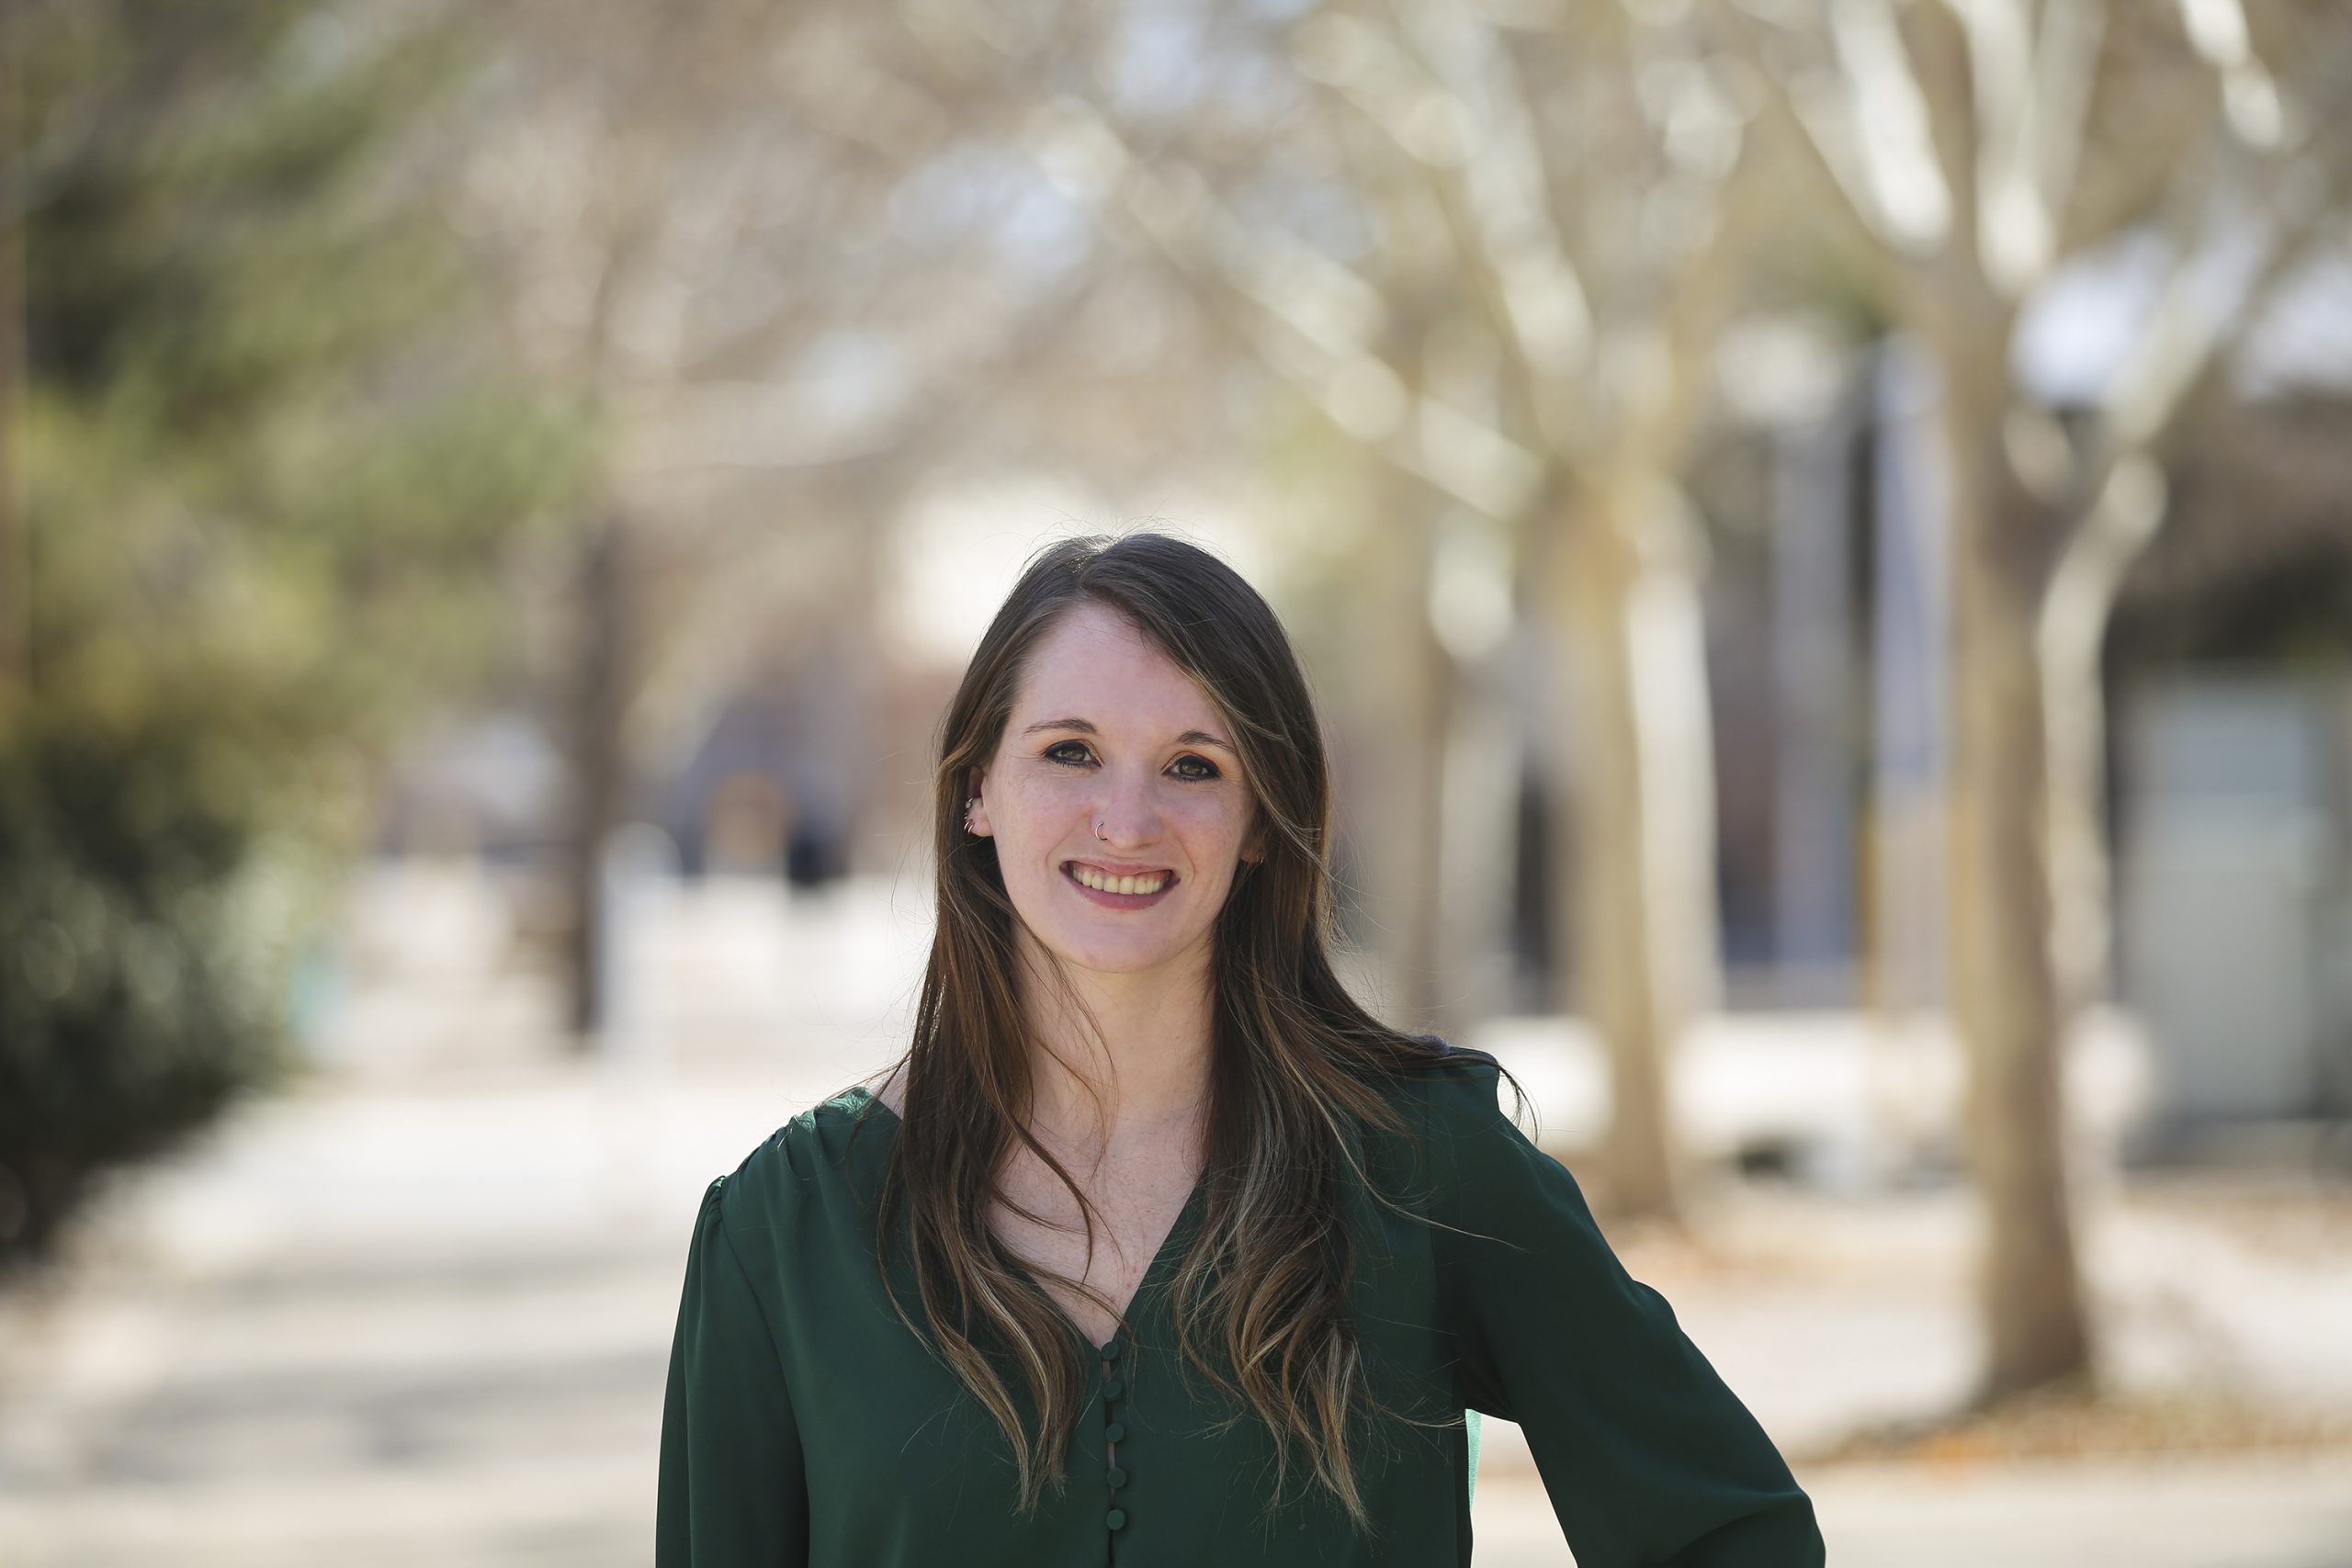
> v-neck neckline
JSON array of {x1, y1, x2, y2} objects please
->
[{"x1": 845, "y1": 1083, "x2": 1206, "y2": 1353}]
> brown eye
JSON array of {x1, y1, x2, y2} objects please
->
[
  {"x1": 1170, "y1": 755, "x2": 1220, "y2": 782},
  {"x1": 1045, "y1": 741, "x2": 1092, "y2": 765}
]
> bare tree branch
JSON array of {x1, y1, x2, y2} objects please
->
[
  {"x1": 2029, "y1": 0, "x2": 2106, "y2": 260},
  {"x1": 1383, "y1": 0, "x2": 1597, "y2": 404},
  {"x1": 1711, "y1": 0, "x2": 1932, "y2": 315},
  {"x1": 1834, "y1": 0, "x2": 1954, "y2": 254},
  {"x1": 1023, "y1": 94, "x2": 1544, "y2": 518}
]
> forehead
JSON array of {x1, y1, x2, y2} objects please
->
[{"x1": 1011, "y1": 602, "x2": 1221, "y2": 733}]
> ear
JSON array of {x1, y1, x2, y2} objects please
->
[{"x1": 965, "y1": 766, "x2": 996, "y2": 838}]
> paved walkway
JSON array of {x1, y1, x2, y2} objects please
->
[{"x1": 2, "y1": 865, "x2": 2347, "y2": 1565}]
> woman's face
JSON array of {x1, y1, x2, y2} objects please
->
[{"x1": 968, "y1": 601, "x2": 1261, "y2": 984}]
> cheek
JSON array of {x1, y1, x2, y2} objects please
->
[
  {"x1": 1170, "y1": 795, "x2": 1251, "y2": 859},
  {"x1": 1000, "y1": 773, "x2": 1087, "y2": 829}
]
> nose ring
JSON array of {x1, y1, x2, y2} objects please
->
[{"x1": 1095, "y1": 818, "x2": 1106, "y2": 840}]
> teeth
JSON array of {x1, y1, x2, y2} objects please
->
[{"x1": 1069, "y1": 864, "x2": 1168, "y2": 896}]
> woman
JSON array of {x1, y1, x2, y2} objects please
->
[{"x1": 657, "y1": 533, "x2": 1823, "y2": 1566}]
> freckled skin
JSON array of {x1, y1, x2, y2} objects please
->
[{"x1": 966, "y1": 602, "x2": 1261, "y2": 982}]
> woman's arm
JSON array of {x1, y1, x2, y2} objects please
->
[
  {"x1": 1427, "y1": 1053, "x2": 1825, "y2": 1567},
  {"x1": 656, "y1": 1175, "x2": 811, "y2": 1567}
]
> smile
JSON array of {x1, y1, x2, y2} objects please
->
[{"x1": 1061, "y1": 861, "x2": 1177, "y2": 902}]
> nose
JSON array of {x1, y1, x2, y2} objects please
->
[{"x1": 1093, "y1": 761, "x2": 1163, "y2": 847}]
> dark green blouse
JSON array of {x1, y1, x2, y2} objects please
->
[{"x1": 657, "y1": 1046, "x2": 1823, "y2": 1566}]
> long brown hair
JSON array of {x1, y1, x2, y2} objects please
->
[{"x1": 870, "y1": 531, "x2": 1498, "y2": 1530}]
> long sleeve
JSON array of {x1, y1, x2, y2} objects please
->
[
  {"x1": 656, "y1": 1175, "x2": 810, "y2": 1568},
  {"x1": 1427, "y1": 1053, "x2": 1825, "y2": 1567}
]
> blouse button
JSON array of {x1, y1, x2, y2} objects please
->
[
  {"x1": 1104, "y1": 1421, "x2": 1126, "y2": 1443},
  {"x1": 1106, "y1": 1509, "x2": 1127, "y2": 1531},
  {"x1": 1107, "y1": 1466, "x2": 1127, "y2": 1487},
  {"x1": 1102, "y1": 1338, "x2": 1123, "y2": 1361},
  {"x1": 1103, "y1": 1376, "x2": 1125, "y2": 1401}
]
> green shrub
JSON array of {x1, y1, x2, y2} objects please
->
[
  {"x1": 0, "y1": 702, "x2": 341, "y2": 1266},
  {"x1": 0, "y1": 0, "x2": 591, "y2": 1268}
]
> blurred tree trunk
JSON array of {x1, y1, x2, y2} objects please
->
[
  {"x1": 561, "y1": 513, "x2": 632, "y2": 1044},
  {"x1": 2041, "y1": 457, "x2": 2165, "y2": 1031},
  {"x1": 1942, "y1": 381, "x2": 2093, "y2": 1397},
  {"x1": 0, "y1": 22, "x2": 22, "y2": 710},
  {"x1": 1551, "y1": 474, "x2": 1713, "y2": 1218},
  {"x1": 1358, "y1": 500, "x2": 1453, "y2": 1027}
]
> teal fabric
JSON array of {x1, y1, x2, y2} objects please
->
[{"x1": 657, "y1": 1045, "x2": 1823, "y2": 1566}]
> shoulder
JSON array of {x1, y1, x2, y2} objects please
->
[
  {"x1": 1351, "y1": 1036, "x2": 1532, "y2": 1208},
  {"x1": 1374, "y1": 1038, "x2": 1576, "y2": 1233},
  {"x1": 695, "y1": 1085, "x2": 896, "y2": 1249},
  {"x1": 1380, "y1": 1035, "x2": 1519, "y2": 1138}
]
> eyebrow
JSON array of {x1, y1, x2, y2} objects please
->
[{"x1": 1020, "y1": 716, "x2": 1236, "y2": 752}]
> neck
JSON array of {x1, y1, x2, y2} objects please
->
[{"x1": 1011, "y1": 929, "x2": 1216, "y2": 1152}]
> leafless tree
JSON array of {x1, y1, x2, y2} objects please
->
[
  {"x1": 450, "y1": 0, "x2": 1112, "y2": 1039},
  {"x1": 1720, "y1": 0, "x2": 2352, "y2": 1402}
]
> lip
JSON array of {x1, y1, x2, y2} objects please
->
[{"x1": 1060, "y1": 860, "x2": 1178, "y2": 908}]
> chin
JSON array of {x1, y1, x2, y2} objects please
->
[
  {"x1": 1015, "y1": 904, "x2": 1216, "y2": 979},
  {"x1": 1041, "y1": 932, "x2": 1196, "y2": 976}
]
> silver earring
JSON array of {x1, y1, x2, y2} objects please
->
[{"x1": 964, "y1": 796, "x2": 980, "y2": 833}]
